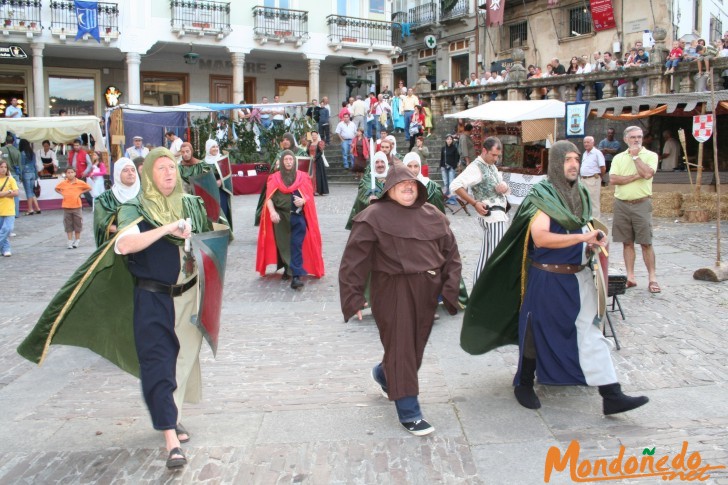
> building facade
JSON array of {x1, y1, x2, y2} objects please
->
[{"x1": 0, "y1": 0, "x2": 402, "y2": 118}]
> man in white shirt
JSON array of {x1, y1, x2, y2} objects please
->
[
  {"x1": 450, "y1": 137, "x2": 510, "y2": 286},
  {"x1": 335, "y1": 113, "x2": 357, "y2": 169},
  {"x1": 165, "y1": 131, "x2": 183, "y2": 163},
  {"x1": 402, "y1": 88, "x2": 420, "y2": 143},
  {"x1": 125, "y1": 136, "x2": 150, "y2": 160},
  {"x1": 5, "y1": 98, "x2": 23, "y2": 118},
  {"x1": 350, "y1": 95, "x2": 369, "y2": 132},
  {"x1": 580, "y1": 136, "x2": 606, "y2": 220},
  {"x1": 272, "y1": 95, "x2": 285, "y2": 126},
  {"x1": 437, "y1": 80, "x2": 449, "y2": 90}
]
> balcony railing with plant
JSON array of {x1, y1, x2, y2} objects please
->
[
  {"x1": 252, "y1": 6, "x2": 309, "y2": 42},
  {"x1": 49, "y1": 1, "x2": 119, "y2": 37},
  {"x1": 1, "y1": 0, "x2": 42, "y2": 33},
  {"x1": 440, "y1": 0, "x2": 469, "y2": 21},
  {"x1": 327, "y1": 14, "x2": 402, "y2": 50},
  {"x1": 170, "y1": 0, "x2": 231, "y2": 35}
]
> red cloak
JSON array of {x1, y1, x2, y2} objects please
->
[{"x1": 255, "y1": 171, "x2": 325, "y2": 278}]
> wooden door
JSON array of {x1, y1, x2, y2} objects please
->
[{"x1": 210, "y1": 75, "x2": 232, "y2": 103}]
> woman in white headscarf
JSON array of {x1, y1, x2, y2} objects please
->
[
  {"x1": 204, "y1": 139, "x2": 234, "y2": 229},
  {"x1": 403, "y1": 152, "x2": 445, "y2": 213},
  {"x1": 92, "y1": 157, "x2": 140, "y2": 247}
]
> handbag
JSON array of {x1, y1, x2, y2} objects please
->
[
  {"x1": 33, "y1": 179, "x2": 41, "y2": 197},
  {"x1": 409, "y1": 122, "x2": 421, "y2": 136}
]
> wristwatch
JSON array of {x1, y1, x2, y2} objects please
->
[{"x1": 631, "y1": 155, "x2": 639, "y2": 161}]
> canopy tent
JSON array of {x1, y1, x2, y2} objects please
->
[
  {"x1": 115, "y1": 102, "x2": 307, "y2": 114},
  {"x1": 444, "y1": 100, "x2": 565, "y2": 122},
  {"x1": 0, "y1": 115, "x2": 106, "y2": 150}
]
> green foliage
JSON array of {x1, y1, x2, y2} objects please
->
[{"x1": 441, "y1": 0, "x2": 458, "y2": 13}]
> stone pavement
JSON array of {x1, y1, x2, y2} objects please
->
[{"x1": 0, "y1": 186, "x2": 726, "y2": 484}]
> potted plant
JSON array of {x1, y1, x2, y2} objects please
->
[{"x1": 4, "y1": 19, "x2": 11, "y2": 27}]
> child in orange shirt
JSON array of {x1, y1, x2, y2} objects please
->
[{"x1": 55, "y1": 167, "x2": 91, "y2": 248}]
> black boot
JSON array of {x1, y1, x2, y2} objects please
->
[
  {"x1": 291, "y1": 276, "x2": 304, "y2": 289},
  {"x1": 599, "y1": 383, "x2": 649, "y2": 415},
  {"x1": 514, "y1": 358, "x2": 541, "y2": 409}
]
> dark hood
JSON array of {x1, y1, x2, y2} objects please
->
[
  {"x1": 548, "y1": 140, "x2": 583, "y2": 218},
  {"x1": 376, "y1": 162, "x2": 428, "y2": 208}
]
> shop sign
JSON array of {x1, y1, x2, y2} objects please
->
[
  {"x1": 197, "y1": 60, "x2": 268, "y2": 73},
  {"x1": 590, "y1": 0, "x2": 616, "y2": 31},
  {"x1": 0, "y1": 45, "x2": 27, "y2": 59},
  {"x1": 104, "y1": 85, "x2": 122, "y2": 107}
]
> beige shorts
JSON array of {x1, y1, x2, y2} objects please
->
[
  {"x1": 63, "y1": 208, "x2": 83, "y2": 233},
  {"x1": 612, "y1": 198, "x2": 653, "y2": 245}
]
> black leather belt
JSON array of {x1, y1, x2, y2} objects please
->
[
  {"x1": 487, "y1": 205, "x2": 507, "y2": 213},
  {"x1": 136, "y1": 276, "x2": 197, "y2": 297}
]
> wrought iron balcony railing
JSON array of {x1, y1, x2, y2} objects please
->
[
  {"x1": 1, "y1": 0, "x2": 42, "y2": 34},
  {"x1": 326, "y1": 14, "x2": 402, "y2": 51},
  {"x1": 49, "y1": 1, "x2": 119, "y2": 39},
  {"x1": 391, "y1": 10, "x2": 406, "y2": 24},
  {"x1": 170, "y1": 0, "x2": 231, "y2": 36},
  {"x1": 252, "y1": 6, "x2": 308, "y2": 43},
  {"x1": 408, "y1": 2, "x2": 436, "y2": 29},
  {"x1": 440, "y1": 0, "x2": 469, "y2": 22}
]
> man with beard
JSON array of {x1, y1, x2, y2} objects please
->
[
  {"x1": 460, "y1": 141, "x2": 649, "y2": 416},
  {"x1": 345, "y1": 151, "x2": 389, "y2": 230},
  {"x1": 93, "y1": 158, "x2": 140, "y2": 247},
  {"x1": 178, "y1": 142, "x2": 211, "y2": 194},
  {"x1": 339, "y1": 163, "x2": 462, "y2": 435},
  {"x1": 256, "y1": 150, "x2": 324, "y2": 289}
]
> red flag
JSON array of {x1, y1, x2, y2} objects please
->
[{"x1": 486, "y1": 0, "x2": 505, "y2": 27}]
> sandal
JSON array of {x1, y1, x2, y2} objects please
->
[
  {"x1": 626, "y1": 280, "x2": 637, "y2": 289},
  {"x1": 166, "y1": 447, "x2": 186, "y2": 469},
  {"x1": 176, "y1": 423, "x2": 190, "y2": 443},
  {"x1": 648, "y1": 281, "x2": 661, "y2": 294}
]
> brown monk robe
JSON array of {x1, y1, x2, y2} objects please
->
[{"x1": 339, "y1": 162, "x2": 462, "y2": 436}]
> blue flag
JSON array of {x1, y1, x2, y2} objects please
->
[{"x1": 75, "y1": 0, "x2": 100, "y2": 43}]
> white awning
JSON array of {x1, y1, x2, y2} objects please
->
[
  {"x1": 444, "y1": 100, "x2": 565, "y2": 122},
  {"x1": 0, "y1": 115, "x2": 106, "y2": 150}
]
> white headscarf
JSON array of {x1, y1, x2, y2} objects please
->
[
  {"x1": 204, "y1": 139, "x2": 222, "y2": 164},
  {"x1": 111, "y1": 157, "x2": 140, "y2": 203},
  {"x1": 402, "y1": 152, "x2": 429, "y2": 184},
  {"x1": 371, "y1": 151, "x2": 389, "y2": 179},
  {"x1": 385, "y1": 135, "x2": 397, "y2": 157}
]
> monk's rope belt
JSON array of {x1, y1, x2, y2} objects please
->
[
  {"x1": 136, "y1": 276, "x2": 198, "y2": 297},
  {"x1": 531, "y1": 262, "x2": 586, "y2": 274}
]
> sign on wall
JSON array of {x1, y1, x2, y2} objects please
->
[
  {"x1": 590, "y1": 0, "x2": 616, "y2": 31},
  {"x1": 565, "y1": 102, "x2": 589, "y2": 139},
  {"x1": 0, "y1": 45, "x2": 27, "y2": 59}
]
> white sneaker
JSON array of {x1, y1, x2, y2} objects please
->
[
  {"x1": 67, "y1": 240, "x2": 74, "y2": 249},
  {"x1": 3, "y1": 251, "x2": 11, "y2": 257},
  {"x1": 72, "y1": 239, "x2": 80, "y2": 249},
  {"x1": 10, "y1": 233, "x2": 16, "y2": 237}
]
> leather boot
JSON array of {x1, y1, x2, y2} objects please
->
[
  {"x1": 290, "y1": 276, "x2": 304, "y2": 289},
  {"x1": 514, "y1": 358, "x2": 541, "y2": 409},
  {"x1": 598, "y1": 383, "x2": 649, "y2": 415}
]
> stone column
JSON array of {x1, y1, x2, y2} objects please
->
[
  {"x1": 379, "y1": 61, "x2": 393, "y2": 92},
  {"x1": 307, "y1": 58, "x2": 321, "y2": 102},
  {"x1": 231, "y1": 51, "x2": 245, "y2": 118},
  {"x1": 126, "y1": 52, "x2": 142, "y2": 105},
  {"x1": 30, "y1": 43, "x2": 44, "y2": 117}
]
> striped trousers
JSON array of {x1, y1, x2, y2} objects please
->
[{"x1": 473, "y1": 219, "x2": 507, "y2": 287}]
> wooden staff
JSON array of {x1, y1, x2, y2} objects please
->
[
  {"x1": 677, "y1": 128, "x2": 693, "y2": 189},
  {"x1": 709, "y1": 67, "x2": 722, "y2": 265}
]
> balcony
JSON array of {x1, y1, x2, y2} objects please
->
[
  {"x1": 1, "y1": 0, "x2": 42, "y2": 38},
  {"x1": 408, "y1": 2, "x2": 436, "y2": 30},
  {"x1": 49, "y1": 1, "x2": 119, "y2": 43},
  {"x1": 440, "y1": 0, "x2": 469, "y2": 22},
  {"x1": 326, "y1": 15, "x2": 402, "y2": 55},
  {"x1": 170, "y1": 0, "x2": 231, "y2": 39},
  {"x1": 252, "y1": 6, "x2": 308, "y2": 47}
]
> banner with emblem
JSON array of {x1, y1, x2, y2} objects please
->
[
  {"x1": 191, "y1": 226, "x2": 231, "y2": 356},
  {"x1": 485, "y1": 0, "x2": 505, "y2": 27},
  {"x1": 74, "y1": 0, "x2": 100, "y2": 43},
  {"x1": 692, "y1": 114, "x2": 713, "y2": 143}
]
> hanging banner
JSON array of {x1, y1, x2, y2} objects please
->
[
  {"x1": 485, "y1": 0, "x2": 505, "y2": 27},
  {"x1": 74, "y1": 0, "x2": 100, "y2": 43},
  {"x1": 565, "y1": 102, "x2": 589, "y2": 139},
  {"x1": 693, "y1": 114, "x2": 713, "y2": 143},
  {"x1": 590, "y1": 0, "x2": 616, "y2": 31}
]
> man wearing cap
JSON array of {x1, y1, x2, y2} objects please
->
[
  {"x1": 339, "y1": 162, "x2": 462, "y2": 436},
  {"x1": 125, "y1": 136, "x2": 150, "y2": 160}
]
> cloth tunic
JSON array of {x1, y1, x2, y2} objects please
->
[
  {"x1": 516, "y1": 218, "x2": 616, "y2": 387},
  {"x1": 93, "y1": 190, "x2": 121, "y2": 247},
  {"x1": 340, "y1": 198, "x2": 462, "y2": 401},
  {"x1": 307, "y1": 142, "x2": 329, "y2": 195}
]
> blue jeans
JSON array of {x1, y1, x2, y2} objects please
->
[
  {"x1": 367, "y1": 119, "x2": 377, "y2": 139},
  {"x1": 403, "y1": 110, "x2": 414, "y2": 140},
  {"x1": 665, "y1": 59, "x2": 680, "y2": 69},
  {"x1": 0, "y1": 215, "x2": 14, "y2": 253},
  {"x1": 340, "y1": 139, "x2": 352, "y2": 168},
  {"x1": 440, "y1": 166, "x2": 455, "y2": 195},
  {"x1": 289, "y1": 212, "x2": 307, "y2": 277},
  {"x1": 22, "y1": 171, "x2": 36, "y2": 197},
  {"x1": 260, "y1": 117, "x2": 272, "y2": 129},
  {"x1": 14, "y1": 196, "x2": 19, "y2": 218},
  {"x1": 373, "y1": 363, "x2": 422, "y2": 423}
]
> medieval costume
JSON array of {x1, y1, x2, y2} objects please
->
[
  {"x1": 351, "y1": 132, "x2": 369, "y2": 177},
  {"x1": 204, "y1": 139, "x2": 234, "y2": 230},
  {"x1": 18, "y1": 148, "x2": 219, "y2": 468},
  {"x1": 459, "y1": 141, "x2": 648, "y2": 415},
  {"x1": 306, "y1": 136, "x2": 329, "y2": 196},
  {"x1": 256, "y1": 150, "x2": 324, "y2": 287},
  {"x1": 92, "y1": 157, "x2": 140, "y2": 247},
  {"x1": 178, "y1": 141, "x2": 211, "y2": 194},
  {"x1": 339, "y1": 162, "x2": 462, "y2": 435},
  {"x1": 345, "y1": 151, "x2": 389, "y2": 230}
]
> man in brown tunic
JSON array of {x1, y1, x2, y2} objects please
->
[{"x1": 339, "y1": 163, "x2": 462, "y2": 436}]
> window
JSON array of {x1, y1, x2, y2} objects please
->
[
  {"x1": 569, "y1": 6, "x2": 592, "y2": 36},
  {"x1": 710, "y1": 15, "x2": 722, "y2": 43},
  {"x1": 48, "y1": 75, "x2": 96, "y2": 116},
  {"x1": 509, "y1": 21, "x2": 527, "y2": 48},
  {"x1": 275, "y1": 80, "x2": 309, "y2": 102},
  {"x1": 370, "y1": 0, "x2": 384, "y2": 13},
  {"x1": 142, "y1": 73, "x2": 188, "y2": 106},
  {"x1": 694, "y1": 0, "x2": 700, "y2": 33}
]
